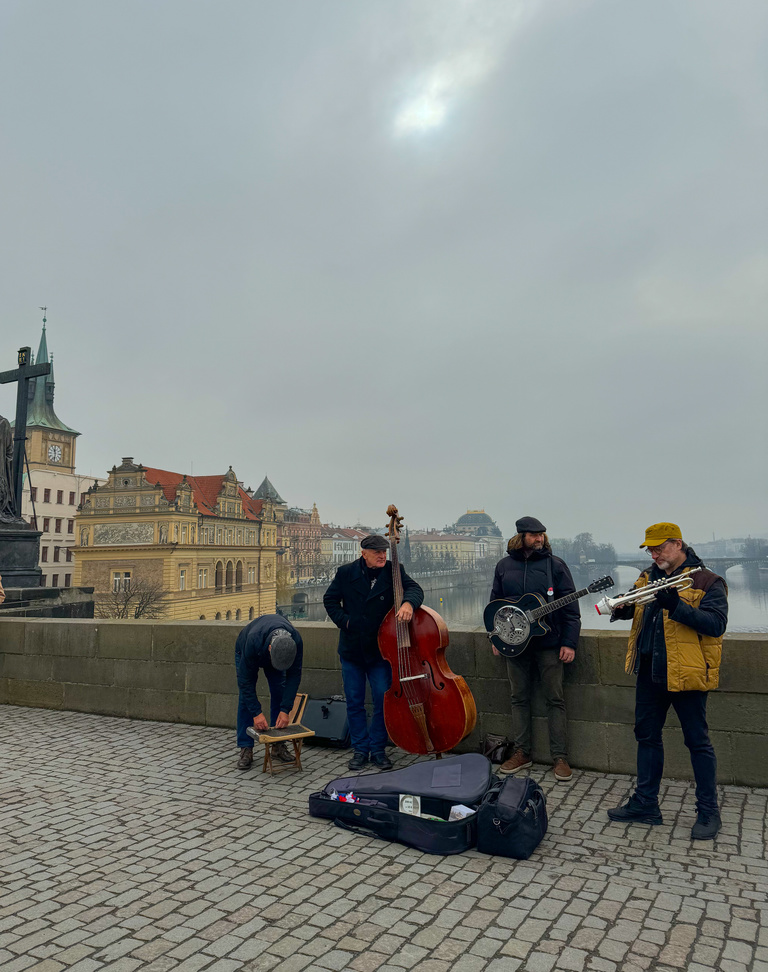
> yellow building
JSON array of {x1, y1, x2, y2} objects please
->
[
  {"x1": 408, "y1": 531, "x2": 478, "y2": 568},
  {"x1": 74, "y1": 458, "x2": 280, "y2": 620}
]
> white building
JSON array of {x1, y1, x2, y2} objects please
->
[{"x1": 320, "y1": 526, "x2": 366, "y2": 565}]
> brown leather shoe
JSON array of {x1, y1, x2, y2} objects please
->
[
  {"x1": 237, "y1": 747, "x2": 253, "y2": 771},
  {"x1": 498, "y1": 749, "x2": 532, "y2": 776},
  {"x1": 272, "y1": 741, "x2": 294, "y2": 764},
  {"x1": 553, "y1": 758, "x2": 572, "y2": 781}
]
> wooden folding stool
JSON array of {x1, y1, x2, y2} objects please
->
[{"x1": 256, "y1": 692, "x2": 316, "y2": 775}]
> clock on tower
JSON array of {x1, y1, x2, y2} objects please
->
[{"x1": 48, "y1": 444, "x2": 62, "y2": 463}]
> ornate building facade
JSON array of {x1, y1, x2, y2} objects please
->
[
  {"x1": 16, "y1": 321, "x2": 102, "y2": 588},
  {"x1": 283, "y1": 503, "x2": 322, "y2": 583},
  {"x1": 74, "y1": 459, "x2": 280, "y2": 620},
  {"x1": 253, "y1": 476, "x2": 322, "y2": 584}
]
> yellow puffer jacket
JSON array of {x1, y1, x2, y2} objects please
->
[{"x1": 624, "y1": 565, "x2": 726, "y2": 692}]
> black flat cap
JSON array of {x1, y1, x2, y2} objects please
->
[
  {"x1": 361, "y1": 534, "x2": 389, "y2": 550},
  {"x1": 515, "y1": 516, "x2": 547, "y2": 534}
]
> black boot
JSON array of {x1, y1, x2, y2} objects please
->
[
  {"x1": 348, "y1": 751, "x2": 368, "y2": 771},
  {"x1": 371, "y1": 752, "x2": 393, "y2": 770},
  {"x1": 691, "y1": 810, "x2": 721, "y2": 840},
  {"x1": 606, "y1": 796, "x2": 663, "y2": 825}
]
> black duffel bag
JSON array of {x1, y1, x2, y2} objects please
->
[{"x1": 476, "y1": 775, "x2": 548, "y2": 859}]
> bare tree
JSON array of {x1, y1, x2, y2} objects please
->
[{"x1": 95, "y1": 579, "x2": 171, "y2": 619}]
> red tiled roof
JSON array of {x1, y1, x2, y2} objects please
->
[{"x1": 141, "y1": 467, "x2": 264, "y2": 520}]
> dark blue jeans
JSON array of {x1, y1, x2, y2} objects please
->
[
  {"x1": 341, "y1": 657, "x2": 392, "y2": 756},
  {"x1": 236, "y1": 644, "x2": 285, "y2": 749},
  {"x1": 634, "y1": 657, "x2": 718, "y2": 812}
]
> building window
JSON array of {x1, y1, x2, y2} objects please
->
[
  {"x1": 65, "y1": 574, "x2": 71, "y2": 587},
  {"x1": 44, "y1": 488, "x2": 51, "y2": 503},
  {"x1": 57, "y1": 490, "x2": 63, "y2": 504},
  {"x1": 66, "y1": 548, "x2": 73, "y2": 562},
  {"x1": 31, "y1": 487, "x2": 37, "y2": 502},
  {"x1": 51, "y1": 574, "x2": 59, "y2": 587},
  {"x1": 80, "y1": 492, "x2": 87, "y2": 505},
  {"x1": 43, "y1": 517, "x2": 50, "y2": 533},
  {"x1": 67, "y1": 519, "x2": 74, "y2": 534},
  {"x1": 181, "y1": 526, "x2": 187, "y2": 543},
  {"x1": 53, "y1": 547, "x2": 60, "y2": 563},
  {"x1": 113, "y1": 572, "x2": 131, "y2": 592},
  {"x1": 248, "y1": 567, "x2": 255, "y2": 584},
  {"x1": 226, "y1": 611, "x2": 232, "y2": 620},
  {"x1": 55, "y1": 519, "x2": 62, "y2": 533},
  {"x1": 198, "y1": 568, "x2": 208, "y2": 588},
  {"x1": 179, "y1": 570, "x2": 186, "y2": 591},
  {"x1": 41, "y1": 547, "x2": 48, "y2": 562},
  {"x1": 69, "y1": 491, "x2": 75, "y2": 505}
]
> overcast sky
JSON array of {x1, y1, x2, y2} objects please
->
[{"x1": 1, "y1": 0, "x2": 766, "y2": 551}]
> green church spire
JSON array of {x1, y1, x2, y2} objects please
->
[{"x1": 21, "y1": 311, "x2": 79, "y2": 435}]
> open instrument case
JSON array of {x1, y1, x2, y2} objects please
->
[{"x1": 308, "y1": 753, "x2": 496, "y2": 855}]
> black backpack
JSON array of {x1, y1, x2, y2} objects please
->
[{"x1": 476, "y1": 775, "x2": 548, "y2": 859}]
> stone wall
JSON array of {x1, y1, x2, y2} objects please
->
[{"x1": 1, "y1": 618, "x2": 765, "y2": 786}]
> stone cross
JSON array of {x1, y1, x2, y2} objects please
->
[{"x1": 0, "y1": 347, "x2": 51, "y2": 519}]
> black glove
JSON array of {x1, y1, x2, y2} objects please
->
[{"x1": 655, "y1": 586, "x2": 679, "y2": 612}]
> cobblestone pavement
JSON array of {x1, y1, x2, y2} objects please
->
[{"x1": 1, "y1": 705, "x2": 767, "y2": 972}]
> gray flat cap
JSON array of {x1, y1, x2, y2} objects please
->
[{"x1": 270, "y1": 632, "x2": 297, "y2": 670}]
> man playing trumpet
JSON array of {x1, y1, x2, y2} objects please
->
[{"x1": 606, "y1": 522, "x2": 728, "y2": 840}]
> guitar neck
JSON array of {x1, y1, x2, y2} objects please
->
[{"x1": 529, "y1": 587, "x2": 590, "y2": 621}]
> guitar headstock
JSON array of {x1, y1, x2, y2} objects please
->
[
  {"x1": 386, "y1": 504, "x2": 403, "y2": 543},
  {"x1": 588, "y1": 575, "x2": 614, "y2": 594}
]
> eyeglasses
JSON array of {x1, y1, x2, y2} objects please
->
[{"x1": 645, "y1": 541, "x2": 671, "y2": 556}]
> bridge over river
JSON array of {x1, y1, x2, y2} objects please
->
[{"x1": 578, "y1": 557, "x2": 768, "y2": 574}]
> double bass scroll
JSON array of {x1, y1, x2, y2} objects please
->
[{"x1": 377, "y1": 504, "x2": 477, "y2": 756}]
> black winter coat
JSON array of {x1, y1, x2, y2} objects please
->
[
  {"x1": 323, "y1": 558, "x2": 424, "y2": 664},
  {"x1": 235, "y1": 615, "x2": 303, "y2": 718},
  {"x1": 490, "y1": 548, "x2": 581, "y2": 651}
]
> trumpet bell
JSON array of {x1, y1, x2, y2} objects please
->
[{"x1": 595, "y1": 597, "x2": 613, "y2": 616}]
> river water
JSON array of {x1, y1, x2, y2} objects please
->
[
  {"x1": 295, "y1": 565, "x2": 768, "y2": 633},
  {"x1": 423, "y1": 565, "x2": 768, "y2": 633}
]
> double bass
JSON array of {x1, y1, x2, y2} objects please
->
[{"x1": 377, "y1": 504, "x2": 477, "y2": 756}]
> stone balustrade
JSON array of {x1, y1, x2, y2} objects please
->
[{"x1": 1, "y1": 618, "x2": 765, "y2": 785}]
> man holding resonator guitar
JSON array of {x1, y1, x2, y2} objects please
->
[{"x1": 486, "y1": 516, "x2": 583, "y2": 783}]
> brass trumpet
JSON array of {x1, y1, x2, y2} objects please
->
[{"x1": 594, "y1": 567, "x2": 702, "y2": 616}]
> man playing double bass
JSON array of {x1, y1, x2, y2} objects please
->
[{"x1": 324, "y1": 534, "x2": 424, "y2": 772}]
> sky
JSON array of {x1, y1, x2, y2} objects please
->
[{"x1": 1, "y1": 0, "x2": 766, "y2": 551}]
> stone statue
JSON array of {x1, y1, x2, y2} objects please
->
[
  {"x1": 0, "y1": 414, "x2": 16, "y2": 522},
  {"x1": 159, "y1": 523, "x2": 168, "y2": 543},
  {"x1": 80, "y1": 528, "x2": 89, "y2": 547}
]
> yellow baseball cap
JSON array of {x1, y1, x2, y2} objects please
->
[{"x1": 639, "y1": 522, "x2": 683, "y2": 548}]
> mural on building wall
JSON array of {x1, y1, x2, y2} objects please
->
[{"x1": 93, "y1": 523, "x2": 154, "y2": 545}]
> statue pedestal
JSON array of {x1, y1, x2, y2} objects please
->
[{"x1": 0, "y1": 525, "x2": 44, "y2": 588}]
